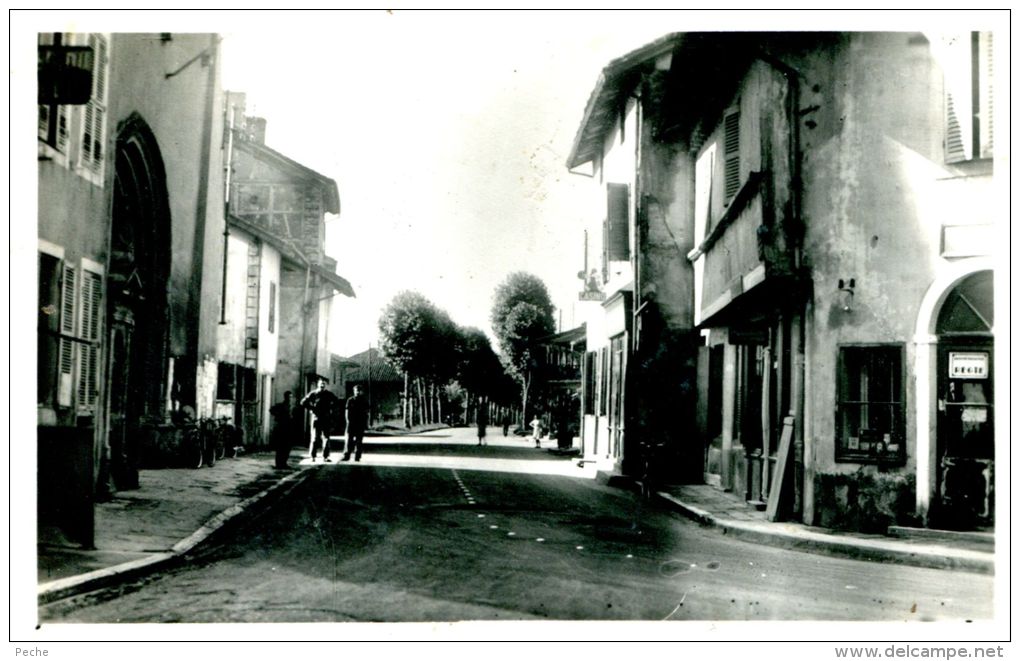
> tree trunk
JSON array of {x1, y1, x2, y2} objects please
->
[
  {"x1": 520, "y1": 372, "x2": 530, "y2": 429},
  {"x1": 403, "y1": 372, "x2": 410, "y2": 428},
  {"x1": 416, "y1": 377, "x2": 425, "y2": 426}
]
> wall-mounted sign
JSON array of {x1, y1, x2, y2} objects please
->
[
  {"x1": 949, "y1": 352, "x2": 989, "y2": 379},
  {"x1": 578, "y1": 290, "x2": 606, "y2": 302}
]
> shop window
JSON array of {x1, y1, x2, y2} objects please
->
[{"x1": 836, "y1": 345, "x2": 905, "y2": 464}]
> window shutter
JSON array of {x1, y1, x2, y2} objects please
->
[
  {"x1": 606, "y1": 183, "x2": 630, "y2": 262},
  {"x1": 58, "y1": 264, "x2": 76, "y2": 406},
  {"x1": 978, "y1": 31, "x2": 993, "y2": 158},
  {"x1": 80, "y1": 33, "x2": 108, "y2": 174},
  {"x1": 723, "y1": 110, "x2": 741, "y2": 201},
  {"x1": 943, "y1": 32, "x2": 973, "y2": 163},
  {"x1": 78, "y1": 270, "x2": 102, "y2": 410}
]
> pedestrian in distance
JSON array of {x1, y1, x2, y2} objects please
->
[
  {"x1": 343, "y1": 384, "x2": 369, "y2": 462},
  {"x1": 477, "y1": 401, "x2": 488, "y2": 446},
  {"x1": 269, "y1": 391, "x2": 296, "y2": 469},
  {"x1": 501, "y1": 412, "x2": 511, "y2": 437},
  {"x1": 530, "y1": 415, "x2": 543, "y2": 448},
  {"x1": 300, "y1": 379, "x2": 340, "y2": 462}
]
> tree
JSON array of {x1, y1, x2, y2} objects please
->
[
  {"x1": 379, "y1": 291, "x2": 444, "y2": 427},
  {"x1": 490, "y1": 273, "x2": 556, "y2": 423}
]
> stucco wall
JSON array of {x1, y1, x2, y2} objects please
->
[
  {"x1": 798, "y1": 33, "x2": 963, "y2": 478},
  {"x1": 108, "y1": 33, "x2": 225, "y2": 365}
]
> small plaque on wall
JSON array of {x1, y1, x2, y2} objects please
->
[{"x1": 949, "y1": 352, "x2": 989, "y2": 379}]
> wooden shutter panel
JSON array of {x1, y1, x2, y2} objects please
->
[
  {"x1": 58, "y1": 264, "x2": 76, "y2": 406},
  {"x1": 606, "y1": 183, "x2": 630, "y2": 262},
  {"x1": 978, "y1": 31, "x2": 993, "y2": 158},
  {"x1": 80, "y1": 33, "x2": 108, "y2": 173},
  {"x1": 78, "y1": 270, "x2": 102, "y2": 410},
  {"x1": 943, "y1": 32, "x2": 973, "y2": 163},
  {"x1": 723, "y1": 110, "x2": 741, "y2": 200}
]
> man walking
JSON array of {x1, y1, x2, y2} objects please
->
[
  {"x1": 343, "y1": 384, "x2": 369, "y2": 462},
  {"x1": 300, "y1": 379, "x2": 340, "y2": 462}
]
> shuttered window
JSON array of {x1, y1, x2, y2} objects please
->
[
  {"x1": 606, "y1": 183, "x2": 630, "y2": 262},
  {"x1": 723, "y1": 109, "x2": 741, "y2": 201},
  {"x1": 37, "y1": 34, "x2": 70, "y2": 153},
  {"x1": 77, "y1": 269, "x2": 103, "y2": 411},
  {"x1": 58, "y1": 264, "x2": 77, "y2": 407},
  {"x1": 944, "y1": 31, "x2": 993, "y2": 163},
  {"x1": 79, "y1": 33, "x2": 109, "y2": 175}
]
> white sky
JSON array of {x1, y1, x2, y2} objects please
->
[{"x1": 219, "y1": 12, "x2": 670, "y2": 356}]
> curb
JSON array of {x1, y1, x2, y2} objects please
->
[
  {"x1": 38, "y1": 467, "x2": 313, "y2": 605},
  {"x1": 654, "y1": 491, "x2": 994, "y2": 575}
]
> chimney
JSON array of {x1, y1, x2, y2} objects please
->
[{"x1": 248, "y1": 117, "x2": 267, "y2": 145}]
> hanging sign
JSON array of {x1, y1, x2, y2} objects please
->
[{"x1": 949, "y1": 352, "x2": 989, "y2": 379}]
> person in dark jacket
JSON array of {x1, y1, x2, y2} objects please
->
[
  {"x1": 269, "y1": 391, "x2": 296, "y2": 469},
  {"x1": 300, "y1": 379, "x2": 340, "y2": 462},
  {"x1": 477, "y1": 400, "x2": 488, "y2": 446},
  {"x1": 343, "y1": 385, "x2": 369, "y2": 462}
]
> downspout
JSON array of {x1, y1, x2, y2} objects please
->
[
  {"x1": 219, "y1": 98, "x2": 235, "y2": 325},
  {"x1": 186, "y1": 34, "x2": 220, "y2": 412}
]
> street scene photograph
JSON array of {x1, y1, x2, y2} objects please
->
[{"x1": 11, "y1": 7, "x2": 1009, "y2": 650}]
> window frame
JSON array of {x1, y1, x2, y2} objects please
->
[{"x1": 835, "y1": 344, "x2": 907, "y2": 465}]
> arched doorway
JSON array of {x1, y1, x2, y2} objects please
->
[
  {"x1": 932, "y1": 270, "x2": 994, "y2": 529},
  {"x1": 106, "y1": 114, "x2": 171, "y2": 490}
]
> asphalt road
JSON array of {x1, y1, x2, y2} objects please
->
[{"x1": 41, "y1": 428, "x2": 994, "y2": 623}]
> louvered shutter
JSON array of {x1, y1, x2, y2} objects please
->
[
  {"x1": 943, "y1": 32, "x2": 973, "y2": 163},
  {"x1": 606, "y1": 183, "x2": 630, "y2": 262},
  {"x1": 723, "y1": 110, "x2": 741, "y2": 201},
  {"x1": 58, "y1": 264, "x2": 77, "y2": 406},
  {"x1": 80, "y1": 33, "x2": 108, "y2": 173},
  {"x1": 78, "y1": 270, "x2": 102, "y2": 410},
  {"x1": 978, "y1": 31, "x2": 993, "y2": 158}
]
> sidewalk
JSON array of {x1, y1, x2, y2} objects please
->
[
  {"x1": 37, "y1": 447, "x2": 312, "y2": 605},
  {"x1": 652, "y1": 483, "x2": 995, "y2": 575}
]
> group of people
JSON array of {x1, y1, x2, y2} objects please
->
[{"x1": 269, "y1": 379, "x2": 369, "y2": 468}]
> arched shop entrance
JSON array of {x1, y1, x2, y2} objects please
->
[
  {"x1": 932, "y1": 270, "x2": 994, "y2": 530},
  {"x1": 105, "y1": 115, "x2": 172, "y2": 490}
]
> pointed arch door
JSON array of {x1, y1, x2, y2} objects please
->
[{"x1": 935, "y1": 270, "x2": 994, "y2": 529}]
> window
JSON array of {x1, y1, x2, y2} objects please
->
[
  {"x1": 38, "y1": 253, "x2": 63, "y2": 406},
  {"x1": 606, "y1": 183, "x2": 630, "y2": 262},
  {"x1": 268, "y1": 281, "x2": 277, "y2": 333},
  {"x1": 78, "y1": 33, "x2": 109, "y2": 175},
  {"x1": 944, "y1": 31, "x2": 993, "y2": 162},
  {"x1": 37, "y1": 34, "x2": 70, "y2": 153},
  {"x1": 836, "y1": 345, "x2": 905, "y2": 464}
]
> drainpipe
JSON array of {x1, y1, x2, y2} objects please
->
[{"x1": 219, "y1": 99, "x2": 235, "y2": 325}]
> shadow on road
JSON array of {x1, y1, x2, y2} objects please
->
[{"x1": 356, "y1": 441, "x2": 571, "y2": 462}]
